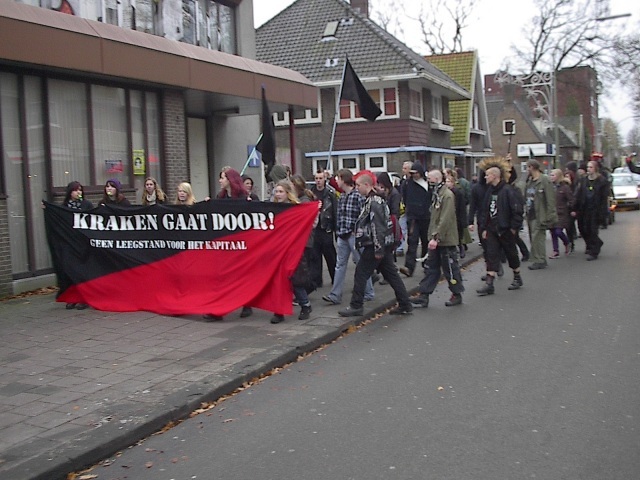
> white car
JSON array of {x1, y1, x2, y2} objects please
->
[{"x1": 611, "y1": 173, "x2": 640, "y2": 209}]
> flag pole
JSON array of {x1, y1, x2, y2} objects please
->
[
  {"x1": 241, "y1": 133, "x2": 263, "y2": 176},
  {"x1": 327, "y1": 57, "x2": 349, "y2": 173}
]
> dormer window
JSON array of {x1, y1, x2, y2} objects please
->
[{"x1": 323, "y1": 21, "x2": 339, "y2": 39}]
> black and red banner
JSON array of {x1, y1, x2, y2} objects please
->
[{"x1": 44, "y1": 200, "x2": 318, "y2": 316}]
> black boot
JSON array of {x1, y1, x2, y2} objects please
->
[
  {"x1": 477, "y1": 275, "x2": 495, "y2": 296},
  {"x1": 298, "y1": 304, "x2": 312, "y2": 320},
  {"x1": 445, "y1": 293, "x2": 462, "y2": 306},
  {"x1": 411, "y1": 293, "x2": 429, "y2": 308},
  {"x1": 508, "y1": 272, "x2": 523, "y2": 290}
]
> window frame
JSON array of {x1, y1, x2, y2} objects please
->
[{"x1": 338, "y1": 84, "x2": 399, "y2": 122}]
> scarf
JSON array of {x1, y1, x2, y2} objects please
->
[{"x1": 146, "y1": 191, "x2": 157, "y2": 205}]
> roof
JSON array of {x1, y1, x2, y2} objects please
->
[
  {"x1": 428, "y1": 52, "x2": 476, "y2": 146},
  {"x1": 0, "y1": 1, "x2": 317, "y2": 114},
  {"x1": 256, "y1": 0, "x2": 469, "y2": 99}
]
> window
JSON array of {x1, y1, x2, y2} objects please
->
[
  {"x1": 339, "y1": 86, "x2": 398, "y2": 121},
  {"x1": 313, "y1": 158, "x2": 329, "y2": 173},
  {"x1": 273, "y1": 95, "x2": 322, "y2": 126},
  {"x1": 503, "y1": 119, "x2": 516, "y2": 135},
  {"x1": 208, "y1": 1, "x2": 237, "y2": 54},
  {"x1": 409, "y1": 89, "x2": 423, "y2": 120},
  {"x1": 49, "y1": 79, "x2": 91, "y2": 188},
  {"x1": 339, "y1": 156, "x2": 359, "y2": 172},
  {"x1": 432, "y1": 95, "x2": 443, "y2": 122},
  {"x1": 92, "y1": 85, "x2": 128, "y2": 187},
  {"x1": 365, "y1": 154, "x2": 387, "y2": 171}
]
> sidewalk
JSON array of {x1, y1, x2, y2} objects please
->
[{"x1": 0, "y1": 244, "x2": 483, "y2": 480}]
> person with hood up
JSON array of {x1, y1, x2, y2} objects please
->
[{"x1": 100, "y1": 179, "x2": 130, "y2": 206}]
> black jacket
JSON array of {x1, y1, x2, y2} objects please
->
[
  {"x1": 354, "y1": 192, "x2": 393, "y2": 256},
  {"x1": 480, "y1": 181, "x2": 524, "y2": 234}
]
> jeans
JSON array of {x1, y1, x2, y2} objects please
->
[
  {"x1": 350, "y1": 246, "x2": 411, "y2": 310},
  {"x1": 327, "y1": 235, "x2": 373, "y2": 303},
  {"x1": 550, "y1": 227, "x2": 569, "y2": 253},
  {"x1": 293, "y1": 286, "x2": 310, "y2": 307},
  {"x1": 396, "y1": 214, "x2": 408, "y2": 253}
]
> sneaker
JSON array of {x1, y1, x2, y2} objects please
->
[
  {"x1": 322, "y1": 295, "x2": 340, "y2": 305},
  {"x1": 411, "y1": 294, "x2": 429, "y2": 308},
  {"x1": 203, "y1": 314, "x2": 223, "y2": 322},
  {"x1": 338, "y1": 306, "x2": 364, "y2": 317},
  {"x1": 298, "y1": 305, "x2": 312, "y2": 320},
  {"x1": 399, "y1": 266, "x2": 413, "y2": 277},
  {"x1": 270, "y1": 314, "x2": 285, "y2": 324},
  {"x1": 586, "y1": 255, "x2": 598, "y2": 261},
  {"x1": 445, "y1": 293, "x2": 462, "y2": 307},
  {"x1": 548, "y1": 252, "x2": 560, "y2": 259},
  {"x1": 389, "y1": 304, "x2": 413, "y2": 315},
  {"x1": 239, "y1": 307, "x2": 253, "y2": 318}
]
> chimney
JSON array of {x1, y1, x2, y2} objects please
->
[{"x1": 351, "y1": 0, "x2": 369, "y2": 17}]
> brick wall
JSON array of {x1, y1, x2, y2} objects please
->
[{"x1": 161, "y1": 90, "x2": 188, "y2": 195}]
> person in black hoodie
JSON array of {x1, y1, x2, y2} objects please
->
[
  {"x1": 476, "y1": 158, "x2": 524, "y2": 296},
  {"x1": 399, "y1": 162, "x2": 431, "y2": 278}
]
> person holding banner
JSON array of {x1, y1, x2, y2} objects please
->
[
  {"x1": 203, "y1": 168, "x2": 254, "y2": 322},
  {"x1": 60, "y1": 181, "x2": 93, "y2": 310},
  {"x1": 242, "y1": 175, "x2": 260, "y2": 202},
  {"x1": 271, "y1": 179, "x2": 314, "y2": 324},
  {"x1": 218, "y1": 168, "x2": 250, "y2": 200},
  {"x1": 175, "y1": 182, "x2": 197, "y2": 206},
  {"x1": 101, "y1": 179, "x2": 130, "y2": 207},
  {"x1": 141, "y1": 177, "x2": 167, "y2": 206}
]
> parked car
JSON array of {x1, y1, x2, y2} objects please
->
[
  {"x1": 613, "y1": 166, "x2": 640, "y2": 187},
  {"x1": 611, "y1": 173, "x2": 640, "y2": 210}
]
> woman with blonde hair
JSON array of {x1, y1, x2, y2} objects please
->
[
  {"x1": 175, "y1": 182, "x2": 196, "y2": 206},
  {"x1": 271, "y1": 179, "x2": 314, "y2": 324},
  {"x1": 548, "y1": 168, "x2": 574, "y2": 258},
  {"x1": 141, "y1": 177, "x2": 167, "y2": 205}
]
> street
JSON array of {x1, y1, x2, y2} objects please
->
[{"x1": 80, "y1": 211, "x2": 640, "y2": 480}]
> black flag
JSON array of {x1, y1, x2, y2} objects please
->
[
  {"x1": 340, "y1": 59, "x2": 382, "y2": 122},
  {"x1": 256, "y1": 86, "x2": 276, "y2": 180}
]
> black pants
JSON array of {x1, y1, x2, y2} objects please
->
[
  {"x1": 405, "y1": 217, "x2": 430, "y2": 274},
  {"x1": 311, "y1": 229, "x2": 336, "y2": 287},
  {"x1": 485, "y1": 229, "x2": 520, "y2": 272},
  {"x1": 351, "y1": 246, "x2": 411, "y2": 310},
  {"x1": 582, "y1": 214, "x2": 603, "y2": 257},
  {"x1": 418, "y1": 246, "x2": 464, "y2": 295}
]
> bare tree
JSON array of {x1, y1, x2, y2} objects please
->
[
  {"x1": 510, "y1": 0, "x2": 617, "y2": 73},
  {"x1": 600, "y1": 117, "x2": 622, "y2": 164},
  {"x1": 612, "y1": 33, "x2": 640, "y2": 115},
  {"x1": 412, "y1": 0, "x2": 477, "y2": 54},
  {"x1": 370, "y1": 0, "x2": 476, "y2": 55}
]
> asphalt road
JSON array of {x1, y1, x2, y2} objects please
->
[{"x1": 89, "y1": 210, "x2": 640, "y2": 480}]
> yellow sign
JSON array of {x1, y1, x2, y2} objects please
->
[{"x1": 133, "y1": 150, "x2": 145, "y2": 176}]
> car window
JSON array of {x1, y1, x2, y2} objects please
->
[{"x1": 613, "y1": 175, "x2": 635, "y2": 186}]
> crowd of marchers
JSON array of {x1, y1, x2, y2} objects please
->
[{"x1": 56, "y1": 153, "x2": 616, "y2": 323}]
